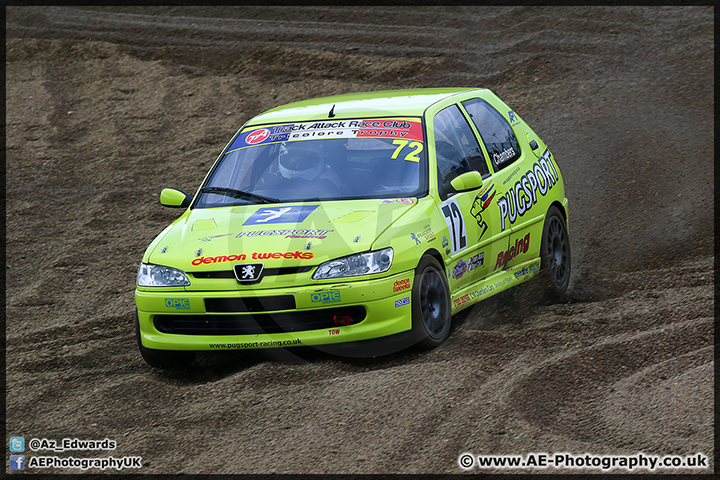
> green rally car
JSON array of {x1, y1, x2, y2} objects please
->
[{"x1": 135, "y1": 88, "x2": 570, "y2": 368}]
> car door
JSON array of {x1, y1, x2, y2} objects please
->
[
  {"x1": 431, "y1": 104, "x2": 501, "y2": 290},
  {"x1": 460, "y1": 97, "x2": 551, "y2": 274}
]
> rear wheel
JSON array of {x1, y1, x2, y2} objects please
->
[
  {"x1": 412, "y1": 256, "x2": 452, "y2": 349},
  {"x1": 540, "y1": 205, "x2": 571, "y2": 299},
  {"x1": 135, "y1": 310, "x2": 194, "y2": 369}
]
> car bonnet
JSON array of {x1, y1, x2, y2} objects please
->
[{"x1": 145, "y1": 198, "x2": 417, "y2": 271}]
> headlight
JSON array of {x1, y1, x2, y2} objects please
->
[
  {"x1": 137, "y1": 263, "x2": 190, "y2": 287},
  {"x1": 312, "y1": 248, "x2": 394, "y2": 280}
]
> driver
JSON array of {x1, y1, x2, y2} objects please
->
[{"x1": 276, "y1": 141, "x2": 343, "y2": 189}]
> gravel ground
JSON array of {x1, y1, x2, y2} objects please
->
[{"x1": 5, "y1": 6, "x2": 714, "y2": 474}]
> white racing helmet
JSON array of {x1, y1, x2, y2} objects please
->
[{"x1": 278, "y1": 141, "x2": 325, "y2": 180}]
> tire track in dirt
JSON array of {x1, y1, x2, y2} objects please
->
[{"x1": 5, "y1": 6, "x2": 714, "y2": 474}]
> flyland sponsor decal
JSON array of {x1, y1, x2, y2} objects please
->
[
  {"x1": 497, "y1": 150, "x2": 559, "y2": 231},
  {"x1": 229, "y1": 118, "x2": 424, "y2": 150},
  {"x1": 192, "y1": 251, "x2": 314, "y2": 266}
]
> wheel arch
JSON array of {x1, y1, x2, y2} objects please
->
[
  {"x1": 419, "y1": 247, "x2": 446, "y2": 271},
  {"x1": 550, "y1": 200, "x2": 567, "y2": 222}
]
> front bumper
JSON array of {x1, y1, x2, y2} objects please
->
[{"x1": 135, "y1": 270, "x2": 415, "y2": 351}]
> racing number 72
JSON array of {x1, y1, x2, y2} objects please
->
[{"x1": 441, "y1": 199, "x2": 467, "y2": 254}]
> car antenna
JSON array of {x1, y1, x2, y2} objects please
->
[{"x1": 328, "y1": 104, "x2": 336, "y2": 118}]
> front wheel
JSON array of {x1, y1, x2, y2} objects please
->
[
  {"x1": 412, "y1": 256, "x2": 452, "y2": 349},
  {"x1": 135, "y1": 310, "x2": 194, "y2": 369},
  {"x1": 540, "y1": 205, "x2": 571, "y2": 300}
]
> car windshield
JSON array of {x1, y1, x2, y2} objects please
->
[{"x1": 194, "y1": 117, "x2": 427, "y2": 207}]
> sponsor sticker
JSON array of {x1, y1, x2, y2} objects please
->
[
  {"x1": 497, "y1": 150, "x2": 559, "y2": 231},
  {"x1": 454, "y1": 294, "x2": 471, "y2": 308},
  {"x1": 192, "y1": 251, "x2": 313, "y2": 266},
  {"x1": 165, "y1": 299, "x2": 190, "y2": 310},
  {"x1": 493, "y1": 147, "x2": 517, "y2": 165},
  {"x1": 244, "y1": 205, "x2": 319, "y2": 225},
  {"x1": 415, "y1": 224, "x2": 435, "y2": 243},
  {"x1": 452, "y1": 259, "x2": 468, "y2": 279},
  {"x1": 394, "y1": 296, "x2": 410, "y2": 308},
  {"x1": 467, "y1": 253, "x2": 484, "y2": 271},
  {"x1": 469, "y1": 183, "x2": 495, "y2": 240},
  {"x1": 311, "y1": 291, "x2": 341, "y2": 304},
  {"x1": 192, "y1": 254, "x2": 247, "y2": 266},
  {"x1": 393, "y1": 277, "x2": 411, "y2": 293},
  {"x1": 234, "y1": 228, "x2": 333, "y2": 239},
  {"x1": 514, "y1": 260, "x2": 540, "y2": 279},
  {"x1": 495, "y1": 233, "x2": 530, "y2": 270},
  {"x1": 229, "y1": 118, "x2": 424, "y2": 150},
  {"x1": 246, "y1": 128, "x2": 271, "y2": 144}
]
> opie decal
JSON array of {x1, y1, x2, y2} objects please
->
[
  {"x1": 165, "y1": 298, "x2": 190, "y2": 310},
  {"x1": 311, "y1": 291, "x2": 341, "y2": 304}
]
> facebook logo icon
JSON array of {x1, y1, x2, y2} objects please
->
[
  {"x1": 9, "y1": 437, "x2": 25, "y2": 452},
  {"x1": 10, "y1": 455, "x2": 25, "y2": 470}
]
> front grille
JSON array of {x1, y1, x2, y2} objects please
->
[
  {"x1": 205, "y1": 296, "x2": 295, "y2": 313},
  {"x1": 154, "y1": 306, "x2": 366, "y2": 335},
  {"x1": 191, "y1": 266, "x2": 313, "y2": 279}
]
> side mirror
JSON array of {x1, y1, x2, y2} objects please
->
[
  {"x1": 450, "y1": 170, "x2": 484, "y2": 193},
  {"x1": 160, "y1": 188, "x2": 192, "y2": 208}
]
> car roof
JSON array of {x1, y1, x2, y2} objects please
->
[{"x1": 246, "y1": 88, "x2": 488, "y2": 125}]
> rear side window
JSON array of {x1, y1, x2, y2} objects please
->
[
  {"x1": 433, "y1": 105, "x2": 489, "y2": 199},
  {"x1": 462, "y1": 98, "x2": 521, "y2": 171}
]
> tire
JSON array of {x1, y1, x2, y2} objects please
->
[
  {"x1": 540, "y1": 205, "x2": 571, "y2": 300},
  {"x1": 412, "y1": 256, "x2": 452, "y2": 349},
  {"x1": 135, "y1": 310, "x2": 194, "y2": 369}
]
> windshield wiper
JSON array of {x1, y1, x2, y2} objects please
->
[{"x1": 199, "y1": 187, "x2": 279, "y2": 204}]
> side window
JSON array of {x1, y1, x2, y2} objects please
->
[
  {"x1": 462, "y1": 98, "x2": 521, "y2": 171},
  {"x1": 433, "y1": 105, "x2": 489, "y2": 199}
]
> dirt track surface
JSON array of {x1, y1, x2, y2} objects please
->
[{"x1": 5, "y1": 6, "x2": 714, "y2": 474}]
